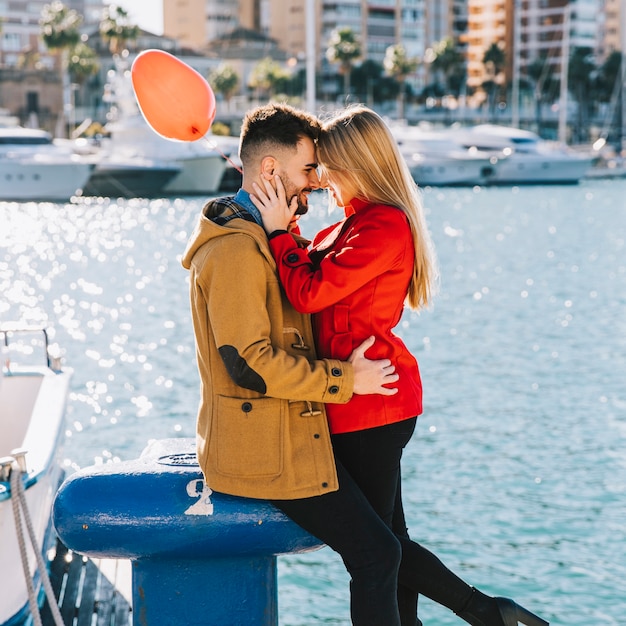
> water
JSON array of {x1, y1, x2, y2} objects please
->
[{"x1": 1, "y1": 179, "x2": 625, "y2": 625}]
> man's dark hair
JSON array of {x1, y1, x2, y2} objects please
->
[{"x1": 239, "y1": 103, "x2": 321, "y2": 166}]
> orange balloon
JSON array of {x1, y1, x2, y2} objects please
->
[{"x1": 131, "y1": 49, "x2": 216, "y2": 142}]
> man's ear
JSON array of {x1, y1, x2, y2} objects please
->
[{"x1": 260, "y1": 156, "x2": 277, "y2": 181}]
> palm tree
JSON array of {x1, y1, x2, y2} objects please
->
[
  {"x1": 568, "y1": 47, "x2": 596, "y2": 142},
  {"x1": 40, "y1": 1, "x2": 82, "y2": 136},
  {"x1": 209, "y1": 65, "x2": 240, "y2": 111},
  {"x1": 99, "y1": 4, "x2": 140, "y2": 56},
  {"x1": 383, "y1": 44, "x2": 418, "y2": 119},
  {"x1": 326, "y1": 27, "x2": 361, "y2": 100},
  {"x1": 248, "y1": 57, "x2": 290, "y2": 101},
  {"x1": 69, "y1": 42, "x2": 99, "y2": 85},
  {"x1": 429, "y1": 37, "x2": 465, "y2": 97},
  {"x1": 482, "y1": 42, "x2": 506, "y2": 120},
  {"x1": 526, "y1": 55, "x2": 559, "y2": 132},
  {"x1": 351, "y1": 60, "x2": 399, "y2": 106},
  {"x1": 593, "y1": 51, "x2": 621, "y2": 148},
  {"x1": 0, "y1": 17, "x2": 4, "y2": 65},
  {"x1": 67, "y1": 41, "x2": 99, "y2": 132}
]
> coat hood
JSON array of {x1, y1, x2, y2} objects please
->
[{"x1": 181, "y1": 197, "x2": 273, "y2": 271}]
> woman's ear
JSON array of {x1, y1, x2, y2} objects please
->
[{"x1": 260, "y1": 156, "x2": 277, "y2": 181}]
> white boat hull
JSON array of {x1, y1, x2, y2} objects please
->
[
  {"x1": 487, "y1": 153, "x2": 593, "y2": 185},
  {"x1": 390, "y1": 123, "x2": 499, "y2": 186},
  {"x1": 0, "y1": 156, "x2": 93, "y2": 201},
  {"x1": 163, "y1": 154, "x2": 227, "y2": 194},
  {"x1": 404, "y1": 151, "x2": 497, "y2": 186},
  {"x1": 0, "y1": 353, "x2": 72, "y2": 625},
  {"x1": 81, "y1": 157, "x2": 181, "y2": 198}
]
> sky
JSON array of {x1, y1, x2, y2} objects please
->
[{"x1": 106, "y1": 0, "x2": 164, "y2": 35}]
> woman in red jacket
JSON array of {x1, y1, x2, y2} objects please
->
[{"x1": 252, "y1": 105, "x2": 548, "y2": 626}]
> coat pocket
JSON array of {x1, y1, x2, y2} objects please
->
[{"x1": 214, "y1": 395, "x2": 284, "y2": 478}]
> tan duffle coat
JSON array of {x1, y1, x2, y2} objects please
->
[{"x1": 181, "y1": 197, "x2": 354, "y2": 500}]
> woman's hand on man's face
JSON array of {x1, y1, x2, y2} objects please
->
[{"x1": 251, "y1": 175, "x2": 299, "y2": 234}]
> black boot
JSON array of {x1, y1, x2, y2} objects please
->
[{"x1": 457, "y1": 587, "x2": 549, "y2": 626}]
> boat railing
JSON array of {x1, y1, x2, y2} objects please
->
[{"x1": 0, "y1": 323, "x2": 62, "y2": 372}]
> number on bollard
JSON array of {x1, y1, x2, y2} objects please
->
[{"x1": 185, "y1": 478, "x2": 214, "y2": 516}]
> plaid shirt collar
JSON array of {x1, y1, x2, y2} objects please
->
[
  {"x1": 210, "y1": 190, "x2": 261, "y2": 227},
  {"x1": 233, "y1": 189, "x2": 262, "y2": 225}
]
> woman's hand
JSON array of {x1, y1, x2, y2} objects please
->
[{"x1": 251, "y1": 175, "x2": 299, "y2": 234}]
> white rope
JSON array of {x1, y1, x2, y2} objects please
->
[{"x1": 10, "y1": 460, "x2": 65, "y2": 626}]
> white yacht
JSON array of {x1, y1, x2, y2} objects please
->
[
  {"x1": 0, "y1": 127, "x2": 93, "y2": 201},
  {"x1": 454, "y1": 124, "x2": 594, "y2": 185},
  {"x1": 388, "y1": 123, "x2": 499, "y2": 186}
]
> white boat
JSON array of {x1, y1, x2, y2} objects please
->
[
  {"x1": 388, "y1": 123, "x2": 499, "y2": 186},
  {"x1": 0, "y1": 128, "x2": 93, "y2": 201},
  {"x1": 0, "y1": 325, "x2": 71, "y2": 626},
  {"x1": 401, "y1": 148, "x2": 498, "y2": 186},
  {"x1": 454, "y1": 124, "x2": 594, "y2": 185}
]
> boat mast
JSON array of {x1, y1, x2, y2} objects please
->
[
  {"x1": 557, "y1": 3, "x2": 571, "y2": 144},
  {"x1": 306, "y1": 0, "x2": 316, "y2": 113},
  {"x1": 511, "y1": 0, "x2": 521, "y2": 128},
  {"x1": 620, "y1": 3, "x2": 626, "y2": 155}
]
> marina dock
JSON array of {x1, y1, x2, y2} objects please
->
[{"x1": 42, "y1": 541, "x2": 131, "y2": 626}]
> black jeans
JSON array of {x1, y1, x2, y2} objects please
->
[{"x1": 272, "y1": 418, "x2": 473, "y2": 626}]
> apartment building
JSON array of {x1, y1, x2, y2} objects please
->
[
  {"x1": 163, "y1": 0, "x2": 247, "y2": 47},
  {"x1": 599, "y1": 0, "x2": 623, "y2": 58},
  {"x1": 0, "y1": 0, "x2": 104, "y2": 67},
  {"x1": 463, "y1": 0, "x2": 512, "y2": 91},
  {"x1": 462, "y1": 0, "x2": 607, "y2": 100},
  {"x1": 0, "y1": 0, "x2": 71, "y2": 125},
  {"x1": 162, "y1": 0, "x2": 437, "y2": 94},
  {"x1": 1, "y1": 0, "x2": 54, "y2": 69}
]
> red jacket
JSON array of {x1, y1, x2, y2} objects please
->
[{"x1": 268, "y1": 197, "x2": 422, "y2": 434}]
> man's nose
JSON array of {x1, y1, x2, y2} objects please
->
[{"x1": 308, "y1": 168, "x2": 321, "y2": 189}]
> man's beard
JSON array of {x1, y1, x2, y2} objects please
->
[
  {"x1": 281, "y1": 174, "x2": 310, "y2": 216},
  {"x1": 294, "y1": 198, "x2": 309, "y2": 215}
]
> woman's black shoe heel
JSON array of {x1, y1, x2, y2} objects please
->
[
  {"x1": 495, "y1": 597, "x2": 549, "y2": 626},
  {"x1": 456, "y1": 588, "x2": 549, "y2": 626}
]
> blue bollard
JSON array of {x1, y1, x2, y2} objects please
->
[{"x1": 52, "y1": 439, "x2": 325, "y2": 626}]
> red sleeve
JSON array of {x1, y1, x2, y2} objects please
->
[{"x1": 268, "y1": 206, "x2": 412, "y2": 313}]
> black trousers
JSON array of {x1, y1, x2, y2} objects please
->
[{"x1": 272, "y1": 418, "x2": 473, "y2": 626}]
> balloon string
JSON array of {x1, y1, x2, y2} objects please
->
[{"x1": 203, "y1": 137, "x2": 243, "y2": 174}]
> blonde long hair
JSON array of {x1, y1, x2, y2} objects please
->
[{"x1": 318, "y1": 105, "x2": 438, "y2": 310}]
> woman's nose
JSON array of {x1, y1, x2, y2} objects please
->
[
  {"x1": 309, "y1": 169, "x2": 321, "y2": 188},
  {"x1": 318, "y1": 169, "x2": 329, "y2": 187}
]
